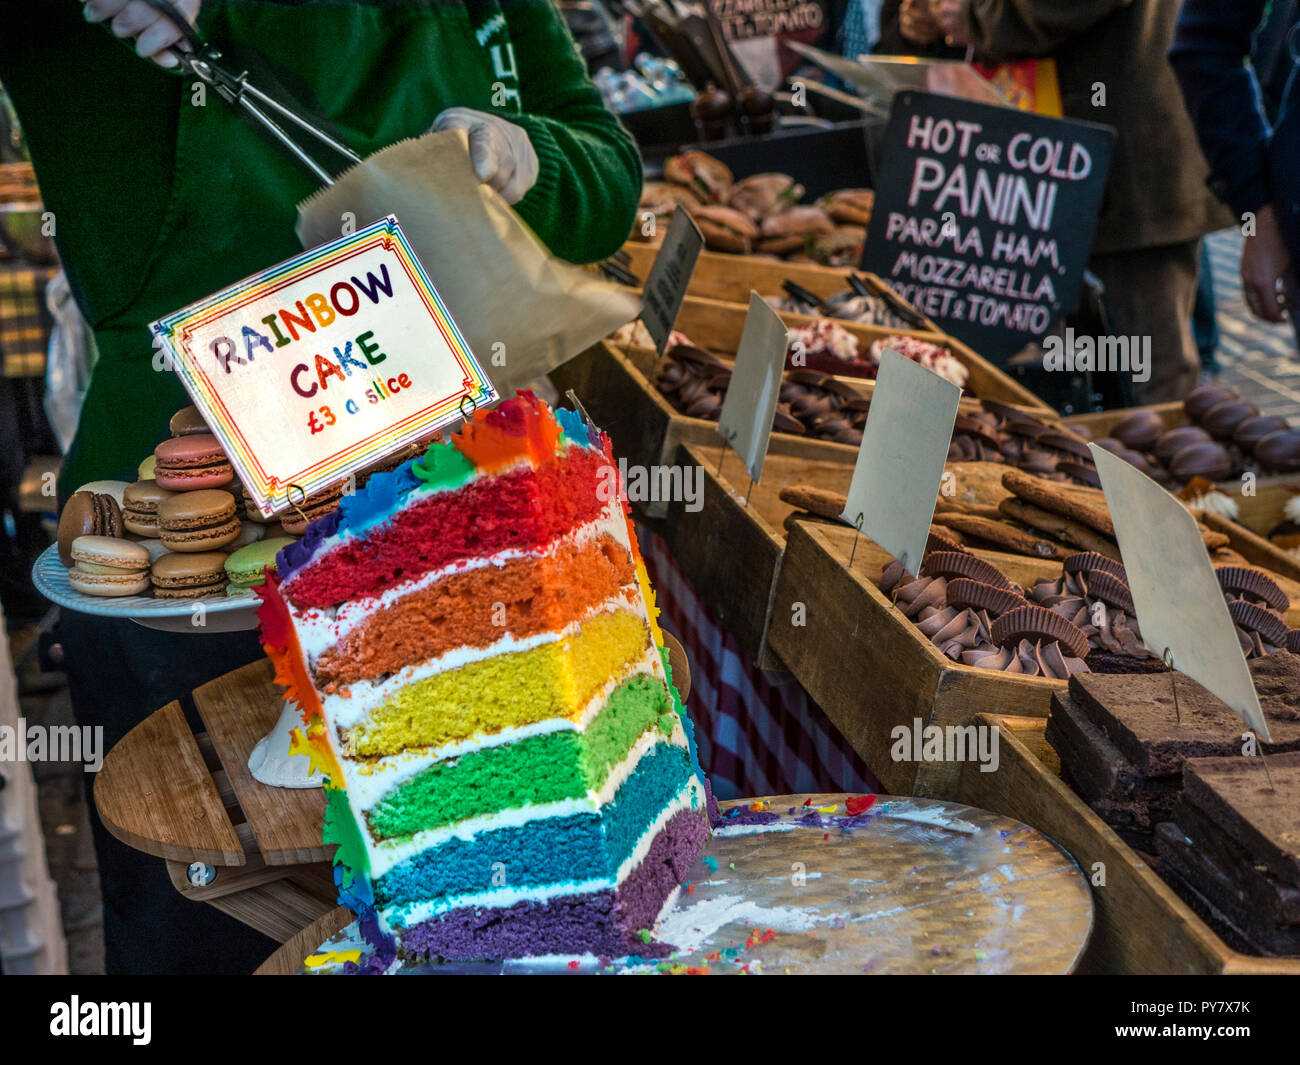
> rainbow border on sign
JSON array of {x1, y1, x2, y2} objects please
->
[{"x1": 150, "y1": 215, "x2": 497, "y2": 517}]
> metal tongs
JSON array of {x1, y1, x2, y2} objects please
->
[{"x1": 136, "y1": 0, "x2": 362, "y2": 186}]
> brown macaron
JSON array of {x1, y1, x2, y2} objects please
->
[
  {"x1": 169, "y1": 404, "x2": 210, "y2": 437},
  {"x1": 56, "y1": 491, "x2": 123, "y2": 564},
  {"x1": 122, "y1": 479, "x2": 177, "y2": 537},
  {"x1": 157, "y1": 489, "x2": 241, "y2": 552},
  {"x1": 150, "y1": 551, "x2": 230, "y2": 599},
  {"x1": 279, "y1": 482, "x2": 346, "y2": 535}
]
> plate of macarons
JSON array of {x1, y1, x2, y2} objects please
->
[
  {"x1": 34, "y1": 403, "x2": 438, "y2": 633},
  {"x1": 32, "y1": 404, "x2": 306, "y2": 634}
]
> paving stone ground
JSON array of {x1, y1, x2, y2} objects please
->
[{"x1": 1205, "y1": 228, "x2": 1300, "y2": 421}]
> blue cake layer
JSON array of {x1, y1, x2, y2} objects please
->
[{"x1": 374, "y1": 743, "x2": 696, "y2": 910}]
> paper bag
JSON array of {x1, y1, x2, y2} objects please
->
[{"x1": 297, "y1": 130, "x2": 640, "y2": 395}]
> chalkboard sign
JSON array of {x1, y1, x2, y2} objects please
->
[
  {"x1": 641, "y1": 210, "x2": 704, "y2": 358},
  {"x1": 861, "y1": 92, "x2": 1115, "y2": 363}
]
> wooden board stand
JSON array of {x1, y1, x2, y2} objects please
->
[
  {"x1": 93, "y1": 660, "x2": 335, "y2": 944},
  {"x1": 1064, "y1": 401, "x2": 1300, "y2": 538}
]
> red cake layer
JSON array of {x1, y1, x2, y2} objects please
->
[
  {"x1": 312, "y1": 533, "x2": 637, "y2": 690},
  {"x1": 284, "y1": 445, "x2": 610, "y2": 610}
]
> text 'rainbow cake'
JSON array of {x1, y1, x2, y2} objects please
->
[{"x1": 258, "y1": 393, "x2": 710, "y2": 964}]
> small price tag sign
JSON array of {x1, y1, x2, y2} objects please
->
[
  {"x1": 718, "y1": 292, "x2": 788, "y2": 484},
  {"x1": 641, "y1": 209, "x2": 704, "y2": 357},
  {"x1": 151, "y1": 215, "x2": 496, "y2": 517},
  {"x1": 842, "y1": 348, "x2": 962, "y2": 575},
  {"x1": 1090, "y1": 445, "x2": 1269, "y2": 740}
]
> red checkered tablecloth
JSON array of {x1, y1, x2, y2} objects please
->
[{"x1": 638, "y1": 526, "x2": 879, "y2": 801}]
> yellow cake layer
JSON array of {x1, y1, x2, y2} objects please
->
[{"x1": 343, "y1": 609, "x2": 653, "y2": 757}]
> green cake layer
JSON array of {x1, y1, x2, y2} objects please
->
[{"x1": 364, "y1": 673, "x2": 678, "y2": 841}]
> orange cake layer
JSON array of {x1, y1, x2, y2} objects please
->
[{"x1": 313, "y1": 533, "x2": 637, "y2": 689}]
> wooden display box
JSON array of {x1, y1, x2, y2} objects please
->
[
  {"x1": 765, "y1": 520, "x2": 1300, "y2": 800},
  {"x1": 550, "y1": 334, "x2": 1053, "y2": 515},
  {"x1": 767, "y1": 522, "x2": 1070, "y2": 798},
  {"x1": 1065, "y1": 402, "x2": 1300, "y2": 538},
  {"x1": 960, "y1": 715, "x2": 1300, "y2": 974},
  {"x1": 667, "y1": 294, "x2": 1052, "y2": 414},
  {"x1": 620, "y1": 241, "x2": 913, "y2": 312},
  {"x1": 659, "y1": 441, "x2": 857, "y2": 670}
]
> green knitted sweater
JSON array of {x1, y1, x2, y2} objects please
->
[{"x1": 0, "y1": 0, "x2": 640, "y2": 490}]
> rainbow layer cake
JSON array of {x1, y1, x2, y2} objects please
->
[{"x1": 258, "y1": 393, "x2": 709, "y2": 963}]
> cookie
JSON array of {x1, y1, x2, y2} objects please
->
[
  {"x1": 998, "y1": 497, "x2": 1121, "y2": 560},
  {"x1": 778, "y1": 484, "x2": 847, "y2": 522},
  {"x1": 1002, "y1": 468, "x2": 1116, "y2": 537},
  {"x1": 930, "y1": 512, "x2": 1072, "y2": 560}
]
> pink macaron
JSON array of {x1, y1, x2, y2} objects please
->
[{"x1": 154, "y1": 433, "x2": 234, "y2": 491}]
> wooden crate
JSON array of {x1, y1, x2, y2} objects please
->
[
  {"x1": 1065, "y1": 402, "x2": 1300, "y2": 537},
  {"x1": 668, "y1": 295, "x2": 1051, "y2": 413},
  {"x1": 764, "y1": 519, "x2": 1300, "y2": 800},
  {"x1": 620, "y1": 240, "x2": 884, "y2": 308},
  {"x1": 550, "y1": 341, "x2": 868, "y2": 522},
  {"x1": 960, "y1": 715, "x2": 1300, "y2": 974},
  {"x1": 766, "y1": 522, "x2": 1071, "y2": 798},
  {"x1": 550, "y1": 338, "x2": 1054, "y2": 517},
  {"x1": 1063, "y1": 401, "x2": 1185, "y2": 439},
  {"x1": 660, "y1": 441, "x2": 857, "y2": 670}
]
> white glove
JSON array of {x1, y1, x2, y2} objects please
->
[
  {"x1": 82, "y1": 0, "x2": 202, "y2": 69},
  {"x1": 433, "y1": 107, "x2": 539, "y2": 205}
]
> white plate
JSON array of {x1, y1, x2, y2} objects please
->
[{"x1": 31, "y1": 544, "x2": 260, "y2": 633}]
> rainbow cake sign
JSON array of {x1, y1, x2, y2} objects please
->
[{"x1": 150, "y1": 215, "x2": 497, "y2": 517}]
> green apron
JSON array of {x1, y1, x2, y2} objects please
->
[{"x1": 63, "y1": 1, "x2": 519, "y2": 493}]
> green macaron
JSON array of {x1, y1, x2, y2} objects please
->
[{"x1": 224, "y1": 536, "x2": 297, "y2": 597}]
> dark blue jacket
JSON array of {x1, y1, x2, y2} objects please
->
[{"x1": 1170, "y1": 0, "x2": 1300, "y2": 256}]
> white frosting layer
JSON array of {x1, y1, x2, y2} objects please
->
[
  {"x1": 379, "y1": 777, "x2": 704, "y2": 929},
  {"x1": 337, "y1": 645, "x2": 668, "y2": 811},
  {"x1": 292, "y1": 501, "x2": 631, "y2": 661},
  {"x1": 324, "y1": 597, "x2": 644, "y2": 732}
]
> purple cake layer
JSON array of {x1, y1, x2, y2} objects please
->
[{"x1": 397, "y1": 807, "x2": 709, "y2": 961}]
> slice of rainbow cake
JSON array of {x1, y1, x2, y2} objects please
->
[{"x1": 258, "y1": 393, "x2": 710, "y2": 963}]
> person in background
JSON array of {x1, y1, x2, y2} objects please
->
[
  {"x1": 0, "y1": 0, "x2": 640, "y2": 975},
  {"x1": 879, "y1": 0, "x2": 966, "y2": 58},
  {"x1": 838, "y1": 0, "x2": 885, "y2": 61},
  {"x1": 1170, "y1": 1, "x2": 1300, "y2": 343},
  {"x1": 560, "y1": 0, "x2": 624, "y2": 72},
  {"x1": 926, "y1": 0, "x2": 1234, "y2": 403}
]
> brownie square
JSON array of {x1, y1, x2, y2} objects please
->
[
  {"x1": 1171, "y1": 800, "x2": 1300, "y2": 927},
  {"x1": 1048, "y1": 693, "x2": 1179, "y2": 806},
  {"x1": 1155, "y1": 822, "x2": 1300, "y2": 956},
  {"x1": 1067, "y1": 654, "x2": 1300, "y2": 778},
  {"x1": 1181, "y1": 752, "x2": 1300, "y2": 889}
]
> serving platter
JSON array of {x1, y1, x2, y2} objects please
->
[
  {"x1": 291, "y1": 793, "x2": 1093, "y2": 975},
  {"x1": 31, "y1": 544, "x2": 259, "y2": 633}
]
